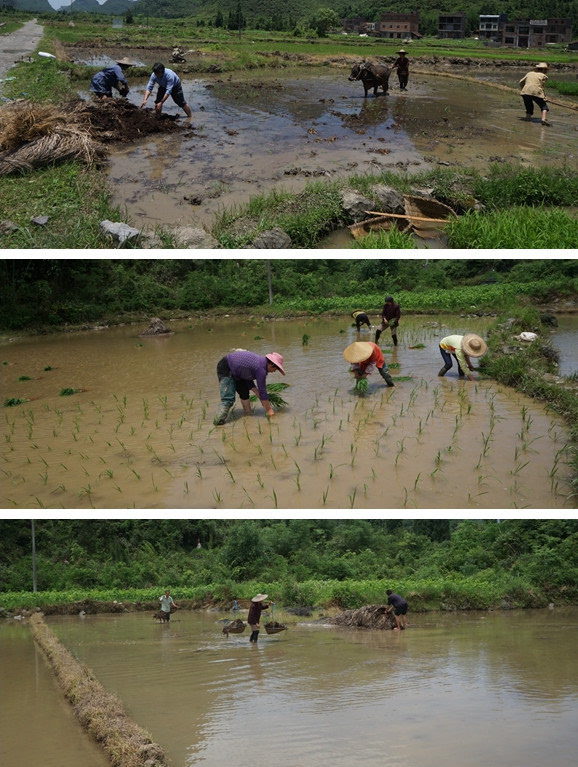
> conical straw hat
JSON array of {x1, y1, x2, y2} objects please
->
[
  {"x1": 462, "y1": 334, "x2": 487, "y2": 357},
  {"x1": 343, "y1": 341, "x2": 374, "y2": 364}
]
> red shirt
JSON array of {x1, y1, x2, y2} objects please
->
[{"x1": 358, "y1": 343, "x2": 385, "y2": 372}]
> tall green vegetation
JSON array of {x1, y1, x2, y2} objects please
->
[
  {"x1": 1, "y1": 258, "x2": 576, "y2": 331},
  {"x1": 1, "y1": 520, "x2": 576, "y2": 611}
]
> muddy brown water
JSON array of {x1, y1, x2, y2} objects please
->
[
  {"x1": 2, "y1": 608, "x2": 578, "y2": 767},
  {"x1": 1, "y1": 313, "x2": 576, "y2": 509},
  {"x1": 73, "y1": 64, "x2": 578, "y2": 231}
]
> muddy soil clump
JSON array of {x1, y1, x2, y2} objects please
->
[{"x1": 73, "y1": 99, "x2": 185, "y2": 143}]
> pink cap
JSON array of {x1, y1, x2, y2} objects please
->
[{"x1": 266, "y1": 353, "x2": 285, "y2": 375}]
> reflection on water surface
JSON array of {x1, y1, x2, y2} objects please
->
[{"x1": 4, "y1": 609, "x2": 577, "y2": 767}]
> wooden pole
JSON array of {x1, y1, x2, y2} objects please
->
[{"x1": 364, "y1": 211, "x2": 452, "y2": 223}]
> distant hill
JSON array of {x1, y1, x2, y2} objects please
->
[
  {"x1": 14, "y1": 0, "x2": 54, "y2": 13},
  {"x1": 12, "y1": 0, "x2": 578, "y2": 33},
  {"x1": 14, "y1": 0, "x2": 135, "y2": 13}
]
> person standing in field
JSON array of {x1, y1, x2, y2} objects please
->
[
  {"x1": 248, "y1": 593, "x2": 271, "y2": 643},
  {"x1": 392, "y1": 50, "x2": 409, "y2": 90},
  {"x1": 141, "y1": 62, "x2": 192, "y2": 118},
  {"x1": 159, "y1": 589, "x2": 177, "y2": 621},
  {"x1": 375, "y1": 296, "x2": 401, "y2": 346},
  {"x1": 438, "y1": 333, "x2": 487, "y2": 381},
  {"x1": 213, "y1": 349, "x2": 286, "y2": 426},
  {"x1": 344, "y1": 341, "x2": 395, "y2": 387},
  {"x1": 519, "y1": 62, "x2": 550, "y2": 125},
  {"x1": 89, "y1": 57, "x2": 135, "y2": 100},
  {"x1": 386, "y1": 589, "x2": 408, "y2": 630}
]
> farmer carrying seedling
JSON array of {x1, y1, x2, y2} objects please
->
[
  {"x1": 344, "y1": 341, "x2": 395, "y2": 388},
  {"x1": 375, "y1": 296, "x2": 401, "y2": 346}
]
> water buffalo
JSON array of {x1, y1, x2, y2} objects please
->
[{"x1": 348, "y1": 61, "x2": 391, "y2": 97}]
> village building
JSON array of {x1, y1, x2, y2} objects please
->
[
  {"x1": 374, "y1": 12, "x2": 420, "y2": 39},
  {"x1": 501, "y1": 17, "x2": 573, "y2": 47},
  {"x1": 478, "y1": 14, "x2": 508, "y2": 42},
  {"x1": 342, "y1": 17, "x2": 373, "y2": 34},
  {"x1": 438, "y1": 12, "x2": 467, "y2": 39}
]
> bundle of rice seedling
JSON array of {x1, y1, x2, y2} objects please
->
[
  {"x1": 355, "y1": 378, "x2": 369, "y2": 394},
  {"x1": 250, "y1": 382, "x2": 290, "y2": 409}
]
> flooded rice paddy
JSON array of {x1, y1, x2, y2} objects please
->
[
  {"x1": 1, "y1": 314, "x2": 575, "y2": 510},
  {"x1": 2, "y1": 608, "x2": 578, "y2": 767},
  {"x1": 78, "y1": 64, "x2": 578, "y2": 229}
]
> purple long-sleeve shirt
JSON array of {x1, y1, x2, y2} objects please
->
[{"x1": 226, "y1": 351, "x2": 269, "y2": 401}]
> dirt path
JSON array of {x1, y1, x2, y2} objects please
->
[{"x1": 0, "y1": 19, "x2": 43, "y2": 82}]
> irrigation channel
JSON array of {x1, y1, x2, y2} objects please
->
[
  {"x1": 71, "y1": 57, "x2": 578, "y2": 233},
  {"x1": 2, "y1": 608, "x2": 578, "y2": 767},
  {"x1": 1, "y1": 314, "x2": 576, "y2": 509}
]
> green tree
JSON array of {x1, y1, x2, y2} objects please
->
[{"x1": 309, "y1": 8, "x2": 340, "y2": 37}]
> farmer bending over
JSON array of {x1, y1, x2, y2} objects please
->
[
  {"x1": 141, "y1": 62, "x2": 192, "y2": 118},
  {"x1": 386, "y1": 589, "x2": 408, "y2": 630},
  {"x1": 90, "y1": 57, "x2": 134, "y2": 100},
  {"x1": 438, "y1": 333, "x2": 487, "y2": 381},
  {"x1": 352, "y1": 310, "x2": 372, "y2": 332},
  {"x1": 344, "y1": 341, "x2": 395, "y2": 387},
  {"x1": 213, "y1": 349, "x2": 286, "y2": 426}
]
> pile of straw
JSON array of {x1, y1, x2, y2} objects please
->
[
  {"x1": 330, "y1": 604, "x2": 397, "y2": 630},
  {"x1": 0, "y1": 100, "x2": 105, "y2": 176}
]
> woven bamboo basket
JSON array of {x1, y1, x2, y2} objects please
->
[
  {"x1": 222, "y1": 619, "x2": 246, "y2": 635},
  {"x1": 264, "y1": 621, "x2": 288, "y2": 635}
]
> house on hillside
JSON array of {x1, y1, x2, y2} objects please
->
[
  {"x1": 438, "y1": 12, "x2": 466, "y2": 39},
  {"x1": 502, "y1": 18, "x2": 572, "y2": 47},
  {"x1": 342, "y1": 18, "x2": 374, "y2": 35},
  {"x1": 374, "y1": 12, "x2": 420, "y2": 40},
  {"x1": 478, "y1": 14, "x2": 508, "y2": 42}
]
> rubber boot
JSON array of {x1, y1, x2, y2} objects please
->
[
  {"x1": 252, "y1": 631, "x2": 260, "y2": 642},
  {"x1": 249, "y1": 631, "x2": 257, "y2": 642},
  {"x1": 379, "y1": 368, "x2": 395, "y2": 387},
  {"x1": 375, "y1": 329, "x2": 382, "y2": 344},
  {"x1": 392, "y1": 334, "x2": 398, "y2": 347},
  {"x1": 213, "y1": 404, "x2": 231, "y2": 426},
  {"x1": 438, "y1": 366, "x2": 451, "y2": 377}
]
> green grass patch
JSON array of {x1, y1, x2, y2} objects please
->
[
  {"x1": 0, "y1": 162, "x2": 122, "y2": 249},
  {"x1": 473, "y1": 165, "x2": 578, "y2": 208},
  {"x1": 213, "y1": 180, "x2": 345, "y2": 247},
  {"x1": 446, "y1": 207, "x2": 578, "y2": 249}
]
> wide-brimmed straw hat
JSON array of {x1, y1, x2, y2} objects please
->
[
  {"x1": 462, "y1": 334, "x2": 487, "y2": 358},
  {"x1": 535, "y1": 62, "x2": 549, "y2": 70},
  {"x1": 116, "y1": 57, "x2": 136, "y2": 67},
  {"x1": 351, "y1": 310, "x2": 365, "y2": 318},
  {"x1": 344, "y1": 341, "x2": 374, "y2": 364},
  {"x1": 252, "y1": 593, "x2": 268, "y2": 602},
  {"x1": 397, "y1": 49, "x2": 407, "y2": 54},
  {"x1": 266, "y1": 353, "x2": 285, "y2": 375}
]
